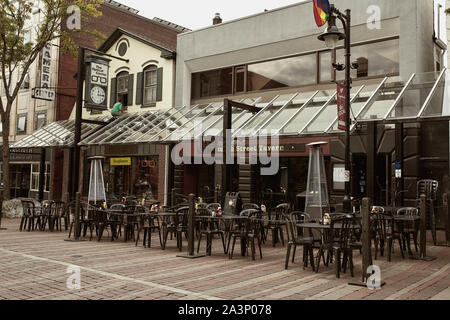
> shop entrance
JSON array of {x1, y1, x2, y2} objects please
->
[{"x1": 10, "y1": 164, "x2": 31, "y2": 198}]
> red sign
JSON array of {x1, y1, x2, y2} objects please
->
[{"x1": 337, "y1": 82, "x2": 347, "y2": 131}]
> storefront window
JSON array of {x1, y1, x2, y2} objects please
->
[
  {"x1": 103, "y1": 156, "x2": 159, "y2": 200},
  {"x1": 336, "y1": 38, "x2": 400, "y2": 80},
  {"x1": 30, "y1": 163, "x2": 50, "y2": 192},
  {"x1": 247, "y1": 53, "x2": 317, "y2": 91},
  {"x1": 191, "y1": 68, "x2": 233, "y2": 99}
]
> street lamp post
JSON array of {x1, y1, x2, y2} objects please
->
[{"x1": 318, "y1": 4, "x2": 353, "y2": 212}]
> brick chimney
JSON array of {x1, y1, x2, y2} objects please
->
[{"x1": 213, "y1": 13, "x2": 222, "y2": 25}]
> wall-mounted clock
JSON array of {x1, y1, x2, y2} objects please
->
[{"x1": 90, "y1": 86, "x2": 106, "y2": 105}]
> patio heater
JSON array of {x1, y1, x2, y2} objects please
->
[
  {"x1": 88, "y1": 156, "x2": 107, "y2": 206},
  {"x1": 305, "y1": 142, "x2": 330, "y2": 221}
]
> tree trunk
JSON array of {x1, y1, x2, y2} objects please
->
[
  {"x1": 0, "y1": 111, "x2": 11, "y2": 229},
  {"x1": 2, "y1": 112, "x2": 11, "y2": 201}
]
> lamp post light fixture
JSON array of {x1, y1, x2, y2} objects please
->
[{"x1": 318, "y1": 4, "x2": 354, "y2": 212}]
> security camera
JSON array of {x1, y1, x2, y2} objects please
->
[{"x1": 351, "y1": 61, "x2": 359, "y2": 69}]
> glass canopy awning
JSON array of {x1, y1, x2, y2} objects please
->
[
  {"x1": 12, "y1": 118, "x2": 110, "y2": 149},
  {"x1": 78, "y1": 69, "x2": 450, "y2": 147}
]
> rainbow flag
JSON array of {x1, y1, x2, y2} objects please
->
[{"x1": 313, "y1": 0, "x2": 330, "y2": 27}]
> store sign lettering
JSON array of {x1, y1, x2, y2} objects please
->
[
  {"x1": 32, "y1": 43, "x2": 56, "y2": 101},
  {"x1": 110, "y1": 158, "x2": 131, "y2": 166}
]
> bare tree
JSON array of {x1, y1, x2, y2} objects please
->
[{"x1": 0, "y1": 0, "x2": 103, "y2": 226}]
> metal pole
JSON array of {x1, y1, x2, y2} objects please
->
[
  {"x1": 38, "y1": 148, "x2": 46, "y2": 202},
  {"x1": 444, "y1": 193, "x2": 450, "y2": 246},
  {"x1": 187, "y1": 193, "x2": 195, "y2": 255},
  {"x1": 74, "y1": 192, "x2": 81, "y2": 240},
  {"x1": 343, "y1": 10, "x2": 352, "y2": 213},
  {"x1": 177, "y1": 193, "x2": 205, "y2": 259},
  {"x1": 73, "y1": 47, "x2": 85, "y2": 198}
]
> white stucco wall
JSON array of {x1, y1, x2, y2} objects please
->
[{"x1": 70, "y1": 33, "x2": 176, "y2": 120}]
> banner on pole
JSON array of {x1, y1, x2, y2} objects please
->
[{"x1": 337, "y1": 82, "x2": 347, "y2": 131}]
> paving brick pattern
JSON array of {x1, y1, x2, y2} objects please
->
[{"x1": 0, "y1": 219, "x2": 449, "y2": 300}]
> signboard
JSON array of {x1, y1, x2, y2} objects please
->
[
  {"x1": 395, "y1": 161, "x2": 402, "y2": 179},
  {"x1": 337, "y1": 82, "x2": 347, "y2": 131},
  {"x1": 85, "y1": 55, "x2": 110, "y2": 110},
  {"x1": 32, "y1": 88, "x2": 55, "y2": 101},
  {"x1": 32, "y1": 43, "x2": 55, "y2": 101},
  {"x1": 110, "y1": 157, "x2": 131, "y2": 166}
]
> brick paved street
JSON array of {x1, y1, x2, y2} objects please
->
[{"x1": 0, "y1": 218, "x2": 449, "y2": 300}]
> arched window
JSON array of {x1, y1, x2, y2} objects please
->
[
  {"x1": 143, "y1": 65, "x2": 157, "y2": 105},
  {"x1": 116, "y1": 71, "x2": 129, "y2": 106}
]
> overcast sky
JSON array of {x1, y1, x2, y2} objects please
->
[{"x1": 118, "y1": 0, "x2": 307, "y2": 30}]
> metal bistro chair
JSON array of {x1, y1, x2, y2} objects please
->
[
  {"x1": 135, "y1": 206, "x2": 162, "y2": 248},
  {"x1": 396, "y1": 207, "x2": 420, "y2": 255},
  {"x1": 48, "y1": 201, "x2": 65, "y2": 232},
  {"x1": 20, "y1": 200, "x2": 40, "y2": 232},
  {"x1": 229, "y1": 209, "x2": 263, "y2": 260},
  {"x1": 196, "y1": 208, "x2": 227, "y2": 256},
  {"x1": 417, "y1": 180, "x2": 439, "y2": 245},
  {"x1": 264, "y1": 203, "x2": 290, "y2": 247},
  {"x1": 284, "y1": 212, "x2": 315, "y2": 271},
  {"x1": 162, "y1": 207, "x2": 189, "y2": 251}
]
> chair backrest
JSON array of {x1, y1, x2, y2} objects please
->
[
  {"x1": 330, "y1": 216, "x2": 353, "y2": 250},
  {"x1": 206, "y1": 203, "x2": 221, "y2": 211},
  {"x1": 242, "y1": 203, "x2": 260, "y2": 210},
  {"x1": 276, "y1": 203, "x2": 291, "y2": 214},
  {"x1": 290, "y1": 211, "x2": 310, "y2": 224},
  {"x1": 196, "y1": 208, "x2": 212, "y2": 217},
  {"x1": 417, "y1": 180, "x2": 438, "y2": 201},
  {"x1": 396, "y1": 207, "x2": 419, "y2": 216},
  {"x1": 21, "y1": 200, "x2": 35, "y2": 217},
  {"x1": 175, "y1": 206, "x2": 189, "y2": 227},
  {"x1": 50, "y1": 201, "x2": 65, "y2": 217},
  {"x1": 197, "y1": 203, "x2": 208, "y2": 209},
  {"x1": 240, "y1": 209, "x2": 258, "y2": 217}
]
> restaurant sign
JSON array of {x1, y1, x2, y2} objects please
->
[
  {"x1": 337, "y1": 82, "x2": 347, "y2": 131},
  {"x1": 110, "y1": 157, "x2": 131, "y2": 166}
]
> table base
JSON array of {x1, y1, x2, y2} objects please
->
[
  {"x1": 408, "y1": 254, "x2": 437, "y2": 261},
  {"x1": 64, "y1": 238, "x2": 87, "y2": 242},
  {"x1": 348, "y1": 281, "x2": 386, "y2": 288},
  {"x1": 177, "y1": 253, "x2": 206, "y2": 259}
]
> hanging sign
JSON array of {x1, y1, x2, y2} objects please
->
[
  {"x1": 337, "y1": 82, "x2": 347, "y2": 131},
  {"x1": 32, "y1": 43, "x2": 55, "y2": 101},
  {"x1": 85, "y1": 55, "x2": 110, "y2": 110}
]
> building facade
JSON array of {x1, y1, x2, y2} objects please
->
[
  {"x1": 171, "y1": 0, "x2": 449, "y2": 229},
  {"x1": 74, "y1": 28, "x2": 180, "y2": 203}
]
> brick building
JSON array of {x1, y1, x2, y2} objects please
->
[{"x1": 51, "y1": 0, "x2": 186, "y2": 201}]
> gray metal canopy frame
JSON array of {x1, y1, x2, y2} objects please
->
[
  {"x1": 76, "y1": 70, "x2": 450, "y2": 147},
  {"x1": 11, "y1": 117, "x2": 111, "y2": 149}
]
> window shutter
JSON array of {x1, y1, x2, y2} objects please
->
[
  {"x1": 110, "y1": 78, "x2": 116, "y2": 108},
  {"x1": 127, "y1": 74, "x2": 134, "y2": 106},
  {"x1": 156, "y1": 67, "x2": 163, "y2": 102},
  {"x1": 136, "y1": 72, "x2": 143, "y2": 105}
]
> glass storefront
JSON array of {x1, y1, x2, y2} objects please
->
[{"x1": 85, "y1": 156, "x2": 159, "y2": 201}]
